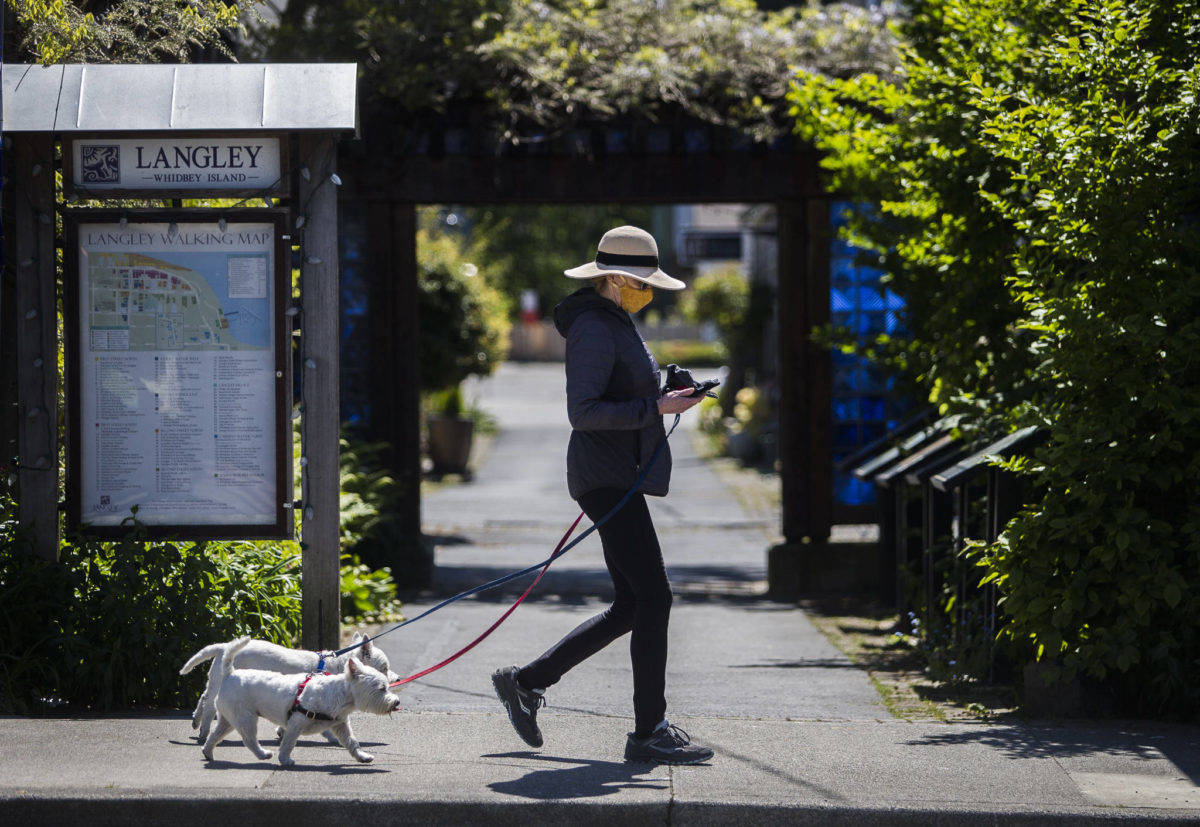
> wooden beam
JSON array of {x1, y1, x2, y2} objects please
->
[
  {"x1": 365, "y1": 200, "x2": 427, "y2": 587},
  {"x1": 776, "y1": 200, "x2": 813, "y2": 543},
  {"x1": 340, "y1": 151, "x2": 824, "y2": 205},
  {"x1": 1, "y1": 153, "x2": 18, "y2": 498},
  {"x1": 804, "y1": 197, "x2": 833, "y2": 541},
  {"x1": 10, "y1": 134, "x2": 58, "y2": 560},
  {"x1": 297, "y1": 134, "x2": 341, "y2": 650}
]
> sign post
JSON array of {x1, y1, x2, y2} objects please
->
[
  {"x1": 3, "y1": 61, "x2": 357, "y2": 649},
  {"x1": 296, "y1": 134, "x2": 341, "y2": 651}
]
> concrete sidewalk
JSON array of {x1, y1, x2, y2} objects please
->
[
  {"x1": 3, "y1": 714, "x2": 1199, "y2": 823},
  {"x1": 4, "y1": 363, "x2": 1199, "y2": 824}
]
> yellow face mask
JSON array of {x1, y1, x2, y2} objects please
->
[{"x1": 617, "y1": 280, "x2": 653, "y2": 313}]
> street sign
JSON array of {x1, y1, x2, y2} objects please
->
[{"x1": 64, "y1": 133, "x2": 287, "y2": 198}]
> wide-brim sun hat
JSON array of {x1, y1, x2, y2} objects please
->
[{"x1": 564, "y1": 225, "x2": 686, "y2": 291}]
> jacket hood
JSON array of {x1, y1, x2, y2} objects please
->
[{"x1": 553, "y1": 287, "x2": 630, "y2": 337}]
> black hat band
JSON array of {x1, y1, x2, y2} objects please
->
[{"x1": 595, "y1": 250, "x2": 659, "y2": 268}]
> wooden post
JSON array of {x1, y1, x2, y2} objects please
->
[
  {"x1": 805, "y1": 198, "x2": 833, "y2": 540},
  {"x1": 298, "y1": 134, "x2": 341, "y2": 650},
  {"x1": 10, "y1": 134, "x2": 58, "y2": 560},
  {"x1": 767, "y1": 197, "x2": 832, "y2": 599},
  {"x1": 366, "y1": 200, "x2": 428, "y2": 587}
]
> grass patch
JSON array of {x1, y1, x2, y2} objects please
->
[
  {"x1": 647, "y1": 339, "x2": 727, "y2": 368},
  {"x1": 801, "y1": 597, "x2": 1016, "y2": 723}
]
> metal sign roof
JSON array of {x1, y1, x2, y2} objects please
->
[{"x1": 2, "y1": 63, "x2": 357, "y2": 133}]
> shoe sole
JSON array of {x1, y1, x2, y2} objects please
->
[
  {"x1": 492, "y1": 671, "x2": 543, "y2": 749},
  {"x1": 625, "y1": 751, "x2": 714, "y2": 766}
]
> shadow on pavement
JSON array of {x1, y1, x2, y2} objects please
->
[
  {"x1": 904, "y1": 724, "x2": 1200, "y2": 784},
  {"x1": 425, "y1": 564, "x2": 769, "y2": 605},
  {"x1": 201, "y1": 758, "x2": 389, "y2": 775},
  {"x1": 704, "y1": 740, "x2": 847, "y2": 801},
  {"x1": 730, "y1": 658, "x2": 861, "y2": 670},
  {"x1": 482, "y1": 752, "x2": 666, "y2": 800}
]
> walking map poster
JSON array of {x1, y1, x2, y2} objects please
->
[{"x1": 66, "y1": 212, "x2": 290, "y2": 538}]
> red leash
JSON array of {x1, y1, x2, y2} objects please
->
[{"x1": 389, "y1": 511, "x2": 585, "y2": 688}]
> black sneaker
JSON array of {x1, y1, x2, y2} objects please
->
[
  {"x1": 492, "y1": 666, "x2": 545, "y2": 748},
  {"x1": 624, "y1": 723, "x2": 713, "y2": 765}
]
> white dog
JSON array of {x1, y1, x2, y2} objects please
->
[
  {"x1": 201, "y1": 636, "x2": 401, "y2": 766},
  {"x1": 181, "y1": 631, "x2": 400, "y2": 742}
]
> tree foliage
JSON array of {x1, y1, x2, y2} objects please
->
[
  {"x1": 416, "y1": 226, "x2": 511, "y2": 392},
  {"x1": 6, "y1": 0, "x2": 250, "y2": 63},
  {"x1": 792, "y1": 0, "x2": 1200, "y2": 713},
  {"x1": 482, "y1": 0, "x2": 903, "y2": 141},
  {"x1": 260, "y1": 0, "x2": 902, "y2": 141},
  {"x1": 447, "y1": 204, "x2": 654, "y2": 316}
]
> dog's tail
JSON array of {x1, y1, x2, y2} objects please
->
[
  {"x1": 180, "y1": 643, "x2": 227, "y2": 676},
  {"x1": 221, "y1": 636, "x2": 252, "y2": 680}
]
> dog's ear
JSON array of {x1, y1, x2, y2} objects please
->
[
  {"x1": 359, "y1": 635, "x2": 373, "y2": 656},
  {"x1": 347, "y1": 658, "x2": 360, "y2": 677},
  {"x1": 351, "y1": 630, "x2": 363, "y2": 643}
]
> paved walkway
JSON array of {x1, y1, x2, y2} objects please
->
[
  {"x1": 406, "y1": 362, "x2": 879, "y2": 721},
  {"x1": 3, "y1": 363, "x2": 1200, "y2": 823}
]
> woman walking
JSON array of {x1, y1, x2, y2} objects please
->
[{"x1": 492, "y1": 226, "x2": 713, "y2": 765}]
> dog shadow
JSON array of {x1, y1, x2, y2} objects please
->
[
  {"x1": 201, "y1": 757, "x2": 388, "y2": 775},
  {"x1": 170, "y1": 737, "x2": 386, "y2": 749},
  {"x1": 173, "y1": 737, "x2": 390, "y2": 774},
  {"x1": 481, "y1": 751, "x2": 669, "y2": 800}
]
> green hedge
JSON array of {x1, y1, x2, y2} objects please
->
[
  {"x1": 647, "y1": 339, "x2": 728, "y2": 368},
  {"x1": 0, "y1": 512, "x2": 302, "y2": 713},
  {"x1": 0, "y1": 426, "x2": 408, "y2": 712},
  {"x1": 792, "y1": 0, "x2": 1200, "y2": 713}
]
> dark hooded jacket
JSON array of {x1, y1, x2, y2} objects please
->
[{"x1": 553, "y1": 287, "x2": 670, "y2": 500}]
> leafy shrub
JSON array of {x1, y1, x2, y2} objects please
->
[
  {"x1": 340, "y1": 553, "x2": 404, "y2": 626},
  {"x1": 417, "y1": 229, "x2": 510, "y2": 392},
  {"x1": 0, "y1": 506, "x2": 301, "y2": 713},
  {"x1": 646, "y1": 339, "x2": 728, "y2": 368},
  {"x1": 792, "y1": 0, "x2": 1200, "y2": 713},
  {"x1": 338, "y1": 436, "x2": 407, "y2": 565},
  {"x1": 678, "y1": 265, "x2": 749, "y2": 340},
  {"x1": 1, "y1": 453, "x2": 408, "y2": 712}
]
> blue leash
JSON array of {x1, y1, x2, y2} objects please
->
[{"x1": 330, "y1": 413, "x2": 682, "y2": 658}]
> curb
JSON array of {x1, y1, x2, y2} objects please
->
[{"x1": 3, "y1": 792, "x2": 1190, "y2": 825}]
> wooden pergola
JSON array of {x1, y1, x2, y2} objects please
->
[{"x1": 338, "y1": 116, "x2": 835, "y2": 595}]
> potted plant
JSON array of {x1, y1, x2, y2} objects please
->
[
  {"x1": 426, "y1": 386, "x2": 474, "y2": 473},
  {"x1": 417, "y1": 227, "x2": 510, "y2": 475}
]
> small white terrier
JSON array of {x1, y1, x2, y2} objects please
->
[
  {"x1": 201, "y1": 636, "x2": 402, "y2": 766},
  {"x1": 180, "y1": 631, "x2": 400, "y2": 742}
]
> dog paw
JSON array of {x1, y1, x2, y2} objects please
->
[
  {"x1": 355, "y1": 752, "x2": 375, "y2": 763},
  {"x1": 259, "y1": 750, "x2": 274, "y2": 760},
  {"x1": 202, "y1": 751, "x2": 214, "y2": 761},
  {"x1": 278, "y1": 755, "x2": 294, "y2": 767}
]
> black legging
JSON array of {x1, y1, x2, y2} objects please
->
[{"x1": 516, "y1": 488, "x2": 672, "y2": 737}]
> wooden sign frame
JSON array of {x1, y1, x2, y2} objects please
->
[{"x1": 63, "y1": 208, "x2": 293, "y2": 540}]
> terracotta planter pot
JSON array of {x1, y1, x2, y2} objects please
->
[{"x1": 427, "y1": 415, "x2": 475, "y2": 473}]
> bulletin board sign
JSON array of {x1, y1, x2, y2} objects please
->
[
  {"x1": 63, "y1": 133, "x2": 288, "y2": 199},
  {"x1": 64, "y1": 210, "x2": 292, "y2": 539}
]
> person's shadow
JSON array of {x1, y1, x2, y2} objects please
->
[{"x1": 482, "y1": 751, "x2": 668, "y2": 800}]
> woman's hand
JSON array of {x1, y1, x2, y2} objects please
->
[{"x1": 658, "y1": 387, "x2": 705, "y2": 415}]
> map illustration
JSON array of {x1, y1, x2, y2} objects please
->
[{"x1": 86, "y1": 251, "x2": 269, "y2": 352}]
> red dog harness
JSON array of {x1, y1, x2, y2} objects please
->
[{"x1": 288, "y1": 672, "x2": 333, "y2": 722}]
